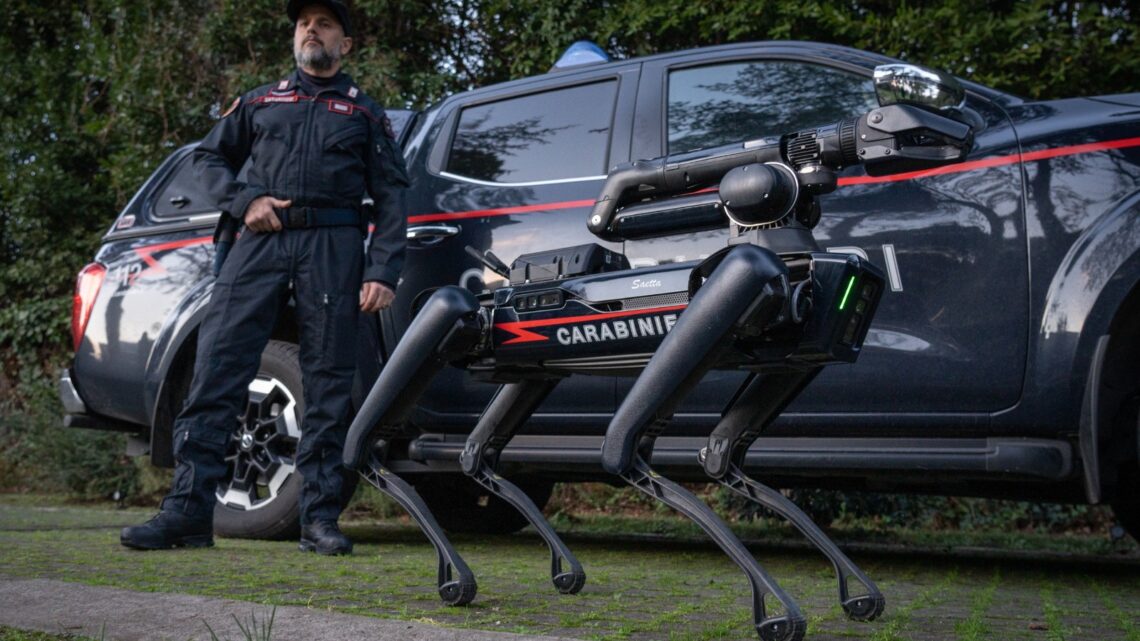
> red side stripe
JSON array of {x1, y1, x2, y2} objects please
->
[
  {"x1": 407, "y1": 199, "x2": 596, "y2": 224},
  {"x1": 132, "y1": 236, "x2": 211, "y2": 280},
  {"x1": 411, "y1": 136, "x2": 1140, "y2": 223}
]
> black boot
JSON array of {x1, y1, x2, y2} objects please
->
[
  {"x1": 120, "y1": 511, "x2": 214, "y2": 550},
  {"x1": 299, "y1": 521, "x2": 353, "y2": 555}
]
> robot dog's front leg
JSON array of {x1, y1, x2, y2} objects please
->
[
  {"x1": 601, "y1": 244, "x2": 807, "y2": 641},
  {"x1": 703, "y1": 371, "x2": 885, "y2": 622},
  {"x1": 459, "y1": 380, "x2": 587, "y2": 594},
  {"x1": 344, "y1": 286, "x2": 482, "y2": 606}
]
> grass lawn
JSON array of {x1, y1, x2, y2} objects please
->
[{"x1": 1, "y1": 494, "x2": 1138, "y2": 641}]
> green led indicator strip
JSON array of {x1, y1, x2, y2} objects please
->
[{"x1": 838, "y1": 276, "x2": 857, "y2": 311}]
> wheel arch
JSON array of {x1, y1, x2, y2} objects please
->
[
  {"x1": 1058, "y1": 192, "x2": 1140, "y2": 501},
  {"x1": 1032, "y1": 189, "x2": 1140, "y2": 424},
  {"x1": 145, "y1": 277, "x2": 214, "y2": 467}
]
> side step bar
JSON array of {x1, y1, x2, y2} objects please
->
[{"x1": 407, "y1": 436, "x2": 1073, "y2": 482}]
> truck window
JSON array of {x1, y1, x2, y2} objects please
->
[
  {"x1": 668, "y1": 61, "x2": 878, "y2": 154},
  {"x1": 151, "y1": 153, "x2": 222, "y2": 219},
  {"x1": 446, "y1": 80, "x2": 617, "y2": 184}
]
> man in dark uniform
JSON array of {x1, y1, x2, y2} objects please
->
[{"x1": 121, "y1": 0, "x2": 407, "y2": 555}]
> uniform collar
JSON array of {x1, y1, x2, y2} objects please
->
[{"x1": 287, "y1": 68, "x2": 361, "y2": 101}]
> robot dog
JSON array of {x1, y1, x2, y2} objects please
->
[{"x1": 342, "y1": 64, "x2": 974, "y2": 641}]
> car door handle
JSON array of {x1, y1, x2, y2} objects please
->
[
  {"x1": 169, "y1": 195, "x2": 190, "y2": 208},
  {"x1": 407, "y1": 224, "x2": 461, "y2": 242}
]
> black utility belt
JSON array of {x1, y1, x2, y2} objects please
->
[{"x1": 275, "y1": 207, "x2": 363, "y2": 229}]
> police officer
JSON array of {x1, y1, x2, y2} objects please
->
[{"x1": 121, "y1": 0, "x2": 407, "y2": 555}]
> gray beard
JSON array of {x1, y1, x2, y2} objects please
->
[{"x1": 295, "y1": 44, "x2": 339, "y2": 72}]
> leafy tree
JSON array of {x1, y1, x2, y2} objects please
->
[{"x1": 478, "y1": 0, "x2": 1138, "y2": 100}]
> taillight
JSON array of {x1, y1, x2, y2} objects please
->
[{"x1": 72, "y1": 263, "x2": 106, "y2": 351}]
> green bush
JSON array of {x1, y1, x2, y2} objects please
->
[
  {"x1": 0, "y1": 379, "x2": 139, "y2": 500},
  {"x1": 548, "y1": 482, "x2": 1117, "y2": 535},
  {"x1": 764, "y1": 488, "x2": 1115, "y2": 534}
]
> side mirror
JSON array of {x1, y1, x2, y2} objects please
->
[{"x1": 873, "y1": 64, "x2": 965, "y2": 111}]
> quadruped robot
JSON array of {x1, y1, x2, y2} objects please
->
[{"x1": 342, "y1": 64, "x2": 975, "y2": 641}]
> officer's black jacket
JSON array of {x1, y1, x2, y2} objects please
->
[{"x1": 193, "y1": 69, "x2": 409, "y2": 286}]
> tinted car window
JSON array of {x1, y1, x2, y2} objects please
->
[
  {"x1": 668, "y1": 62, "x2": 878, "y2": 154},
  {"x1": 152, "y1": 154, "x2": 221, "y2": 218},
  {"x1": 446, "y1": 81, "x2": 617, "y2": 183}
]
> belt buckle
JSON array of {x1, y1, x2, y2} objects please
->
[{"x1": 286, "y1": 208, "x2": 306, "y2": 228}]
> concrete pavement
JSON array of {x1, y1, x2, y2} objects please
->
[{"x1": 0, "y1": 578, "x2": 581, "y2": 641}]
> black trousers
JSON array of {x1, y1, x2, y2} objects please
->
[{"x1": 161, "y1": 225, "x2": 364, "y2": 525}]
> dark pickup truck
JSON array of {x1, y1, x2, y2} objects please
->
[{"x1": 61, "y1": 41, "x2": 1140, "y2": 542}]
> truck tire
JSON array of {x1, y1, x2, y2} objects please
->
[
  {"x1": 413, "y1": 475, "x2": 554, "y2": 535},
  {"x1": 1109, "y1": 394, "x2": 1140, "y2": 542}
]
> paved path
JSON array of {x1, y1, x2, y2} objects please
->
[{"x1": 0, "y1": 578, "x2": 580, "y2": 641}]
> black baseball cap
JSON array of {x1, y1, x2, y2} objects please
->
[{"x1": 287, "y1": 0, "x2": 352, "y2": 36}]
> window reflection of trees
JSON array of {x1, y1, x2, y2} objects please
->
[
  {"x1": 669, "y1": 63, "x2": 878, "y2": 154},
  {"x1": 448, "y1": 112, "x2": 566, "y2": 182},
  {"x1": 448, "y1": 82, "x2": 616, "y2": 183}
]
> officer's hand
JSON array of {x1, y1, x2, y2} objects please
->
[
  {"x1": 244, "y1": 196, "x2": 291, "y2": 233},
  {"x1": 360, "y1": 281, "x2": 395, "y2": 313}
]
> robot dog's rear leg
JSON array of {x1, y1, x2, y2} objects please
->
[
  {"x1": 343, "y1": 286, "x2": 483, "y2": 606},
  {"x1": 601, "y1": 244, "x2": 806, "y2": 641},
  {"x1": 460, "y1": 380, "x2": 587, "y2": 595},
  {"x1": 359, "y1": 454, "x2": 477, "y2": 606},
  {"x1": 704, "y1": 371, "x2": 885, "y2": 622}
]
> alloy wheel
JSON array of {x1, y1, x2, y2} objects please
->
[{"x1": 217, "y1": 375, "x2": 301, "y2": 510}]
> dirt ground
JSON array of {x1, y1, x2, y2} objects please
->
[{"x1": 0, "y1": 496, "x2": 1138, "y2": 641}]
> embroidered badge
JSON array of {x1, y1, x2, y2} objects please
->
[
  {"x1": 221, "y1": 97, "x2": 241, "y2": 118},
  {"x1": 348, "y1": 86, "x2": 359, "y2": 99},
  {"x1": 277, "y1": 79, "x2": 290, "y2": 90},
  {"x1": 328, "y1": 100, "x2": 354, "y2": 115}
]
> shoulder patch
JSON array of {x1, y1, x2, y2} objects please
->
[
  {"x1": 328, "y1": 99, "x2": 354, "y2": 115},
  {"x1": 348, "y1": 86, "x2": 359, "y2": 99},
  {"x1": 221, "y1": 97, "x2": 241, "y2": 118}
]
